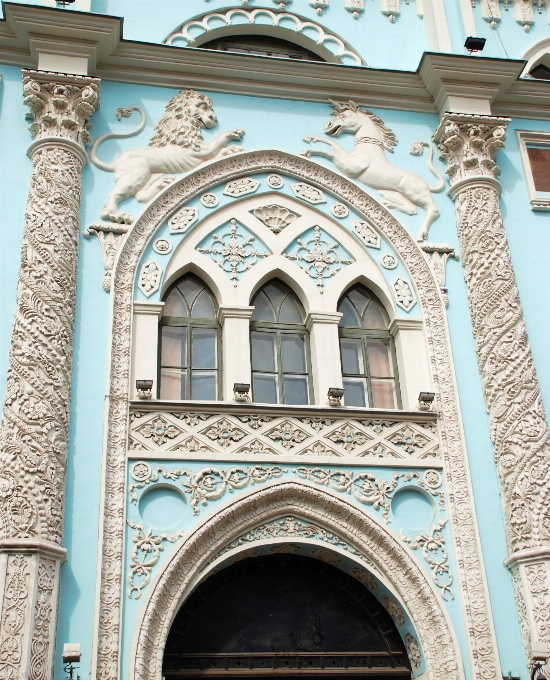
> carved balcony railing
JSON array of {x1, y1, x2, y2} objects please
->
[{"x1": 128, "y1": 402, "x2": 439, "y2": 463}]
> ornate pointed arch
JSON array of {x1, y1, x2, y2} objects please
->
[
  {"x1": 130, "y1": 482, "x2": 462, "y2": 680},
  {"x1": 93, "y1": 151, "x2": 500, "y2": 680}
]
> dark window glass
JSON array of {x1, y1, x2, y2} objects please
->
[
  {"x1": 527, "y1": 146, "x2": 550, "y2": 192},
  {"x1": 198, "y1": 36, "x2": 325, "y2": 62},
  {"x1": 338, "y1": 285, "x2": 400, "y2": 409},
  {"x1": 250, "y1": 280, "x2": 310, "y2": 405},
  {"x1": 159, "y1": 277, "x2": 220, "y2": 400}
]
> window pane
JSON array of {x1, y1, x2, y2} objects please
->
[
  {"x1": 367, "y1": 339, "x2": 392, "y2": 377},
  {"x1": 283, "y1": 375, "x2": 309, "y2": 405},
  {"x1": 251, "y1": 332, "x2": 277, "y2": 372},
  {"x1": 363, "y1": 301, "x2": 387, "y2": 329},
  {"x1": 348, "y1": 288, "x2": 370, "y2": 318},
  {"x1": 264, "y1": 282, "x2": 286, "y2": 313},
  {"x1": 340, "y1": 338, "x2": 363, "y2": 375},
  {"x1": 178, "y1": 279, "x2": 202, "y2": 307},
  {"x1": 253, "y1": 373, "x2": 278, "y2": 404},
  {"x1": 527, "y1": 146, "x2": 550, "y2": 192},
  {"x1": 191, "y1": 370, "x2": 217, "y2": 400},
  {"x1": 281, "y1": 334, "x2": 306, "y2": 373},
  {"x1": 343, "y1": 378, "x2": 367, "y2": 407},
  {"x1": 251, "y1": 292, "x2": 275, "y2": 322},
  {"x1": 279, "y1": 294, "x2": 303, "y2": 323},
  {"x1": 164, "y1": 290, "x2": 188, "y2": 317},
  {"x1": 161, "y1": 327, "x2": 187, "y2": 367},
  {"x1": 160, "y1": 368, "x2": 186, "y2": 400},
  {"x1": 192, "y1": 328, "x2": 217, "y2": 369},
  {"x1": 338, "y1": 297, "x2": 360, "y2": 326},
  {"x1": 371, "y1": 379, "x2": 396, "y2": 409},
  {"x1": 191, "y1": 290, "x2": 215, "y2": 318}
]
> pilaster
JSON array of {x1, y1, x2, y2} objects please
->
[
  {"x1": 305, "y1": 311, "x2": 343, "y2": 406},
  {"x1": 218, "y1": 306, "x2": 255, "y2": 401},
  {"x1": 434, "y1": 112, "x2": 550, "y2": 670},
  {"x1": 0, "y1": 69, "x2": 99, "y2": 680}
]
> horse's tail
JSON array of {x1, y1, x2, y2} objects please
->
[
  {"x1": 410, "y1": 142, "x2": 446, "y2": 193},
  {"x1": 89, "y1": 106, "x2": 147, "y2": 172}
]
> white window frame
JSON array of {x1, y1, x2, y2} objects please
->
[{"x1": 517, "y1": 130, "x2": 550, "y2": 211}]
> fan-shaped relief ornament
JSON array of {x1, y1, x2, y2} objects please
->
[
  {"x1": 138, "y1": 260, "x2": 162, "y2": 297},
  {"x1": 196, "y1": 219, "x2": 270, "y2": 286},
  {"x1": 253, "y1": 204, "x2": 299, "y2": 233},
  {"x1": 89, "y1": 90, "x2": 245, "y2": 224},
  {"x1": 168, "y1": 207, "x2": 198, "y2": 234},
  {"x1": 353, "y1": 220, "x2": 381, "y2": 248},
  {"x1": 392, "y1": 277, "x2": 416, "y2": 312},
  {"x1": 284, "y1": 226, "x2": 353, "y2": 292}
]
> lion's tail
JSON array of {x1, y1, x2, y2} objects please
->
[
  {"x1": 410, "y1": 141, "x2": 446, "y2": 193},
  {"x1": 89, "y1": 106, "x2": 147, "y2": 172}
]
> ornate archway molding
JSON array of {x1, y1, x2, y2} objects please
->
[
  {"x1": 130, "y1": 481, "x2": 462, "y2": 680},
  {"x1": 93, "y1": 151, "x2": 500, "y2": 680}
]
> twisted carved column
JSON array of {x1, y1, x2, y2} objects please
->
[
  {"x1": 434, "y1": 113, "x2": 550, "y2": 670},
  {"x1": 0, "y1": 70, "x2": 99, "y2": 680}
]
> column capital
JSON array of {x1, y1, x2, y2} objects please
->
[
  {"x1": 22, "y1": 69, "x2": 100, "y2": 149},
  {"x1": 305, "y1": 311, "x2": 342, "y2": 331},
  {"x1": 433, "y1": 112, "x2": 511, "y2": 188}
]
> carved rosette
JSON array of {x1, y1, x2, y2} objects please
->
[
  {"x1": 0, "y1": 70, "x2": 99, "y2": 680},
  {"x1": 435, "y1": 112, "x2": 550, "y2": 668}
]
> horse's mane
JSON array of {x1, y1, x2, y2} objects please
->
[
  {"x1": 329, "y1": 99, "x2": 398, "y2": 152},
  {"x1": 149, "y1": 90, "x2": 211, "y2": 151}
]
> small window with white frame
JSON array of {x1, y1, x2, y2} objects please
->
[{"x1": 517, "y1": 130, "x2": 550, "y2": 211}]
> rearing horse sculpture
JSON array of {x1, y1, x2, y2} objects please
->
[{"x1": 301, "y1": 100, "x2": 445, "y2": 241}]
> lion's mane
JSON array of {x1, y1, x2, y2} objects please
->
[{"x1": 149, "y1": 89, "x2": 212, "y2": 151}]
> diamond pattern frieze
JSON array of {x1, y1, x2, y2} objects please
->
[
  {"x1": 171, "y1": 412, "x2": 213, "y2": 427},
  {"x1": 299, "y1": 417, "x2": 338, "y2": 432},
  {"x1": 234, "y1": 439, "x2": 279, "y2": 456},
  {"x1": 237, "y1": 415, "x2": 275, "y2": 430},
  {"x1": 358, "y1": 442, "x2": 402, "y2": 458},
  {"x1": 201, "y1": 418, "x2": 247, "y2": 448},
  {"x1": 169, "y1": 436, "x2": 216, "y2": 454},
  {"x1": 266, "y1": 421, "x2": 310, "y2": 450},
  {"x1": 327, "y1": 423, "x2": 371, "y2": 451},
  {"x1": 295, "y1": 442, "x2": 342, "y2": 457}
]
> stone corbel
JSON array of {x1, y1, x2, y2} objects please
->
[
  {"x1": 84, "y1": 221, "x2": 129, "y2": 292},
  {"x1": 480, "y1": 0, "x2": 502, "y2": 27},
  {"x1": 309, "y1": 0, "x2": 329, "y2": 14},
  {"x1": 512, "y1": 0, "x2": 535, "y2": 31},
  {"x1": 344, "y1": 0, "x2": 365, "y2": 19},
  {"x1": 380, "y1": 0, "x2": 400, "y2": 22},
  {"x1": 420, "y1": 243, "x2": 458, "y2": 307}
]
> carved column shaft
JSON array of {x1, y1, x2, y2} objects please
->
[
  {"x1": 0, "y1": 70, "x2": 99, "y2": 680},
  {"x1": 434, "y1": 113, "x2": 550, "y2": 668}
]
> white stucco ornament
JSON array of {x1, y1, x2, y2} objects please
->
[
  {"x1": 267, "y1": 174, "x2": 284, "y2": 189},
  {"x1": 153, "y1": 238, "x2": 172, "y2": 255},
  {"x1": 381, "y1": 254, "x2": 397, "y2": 269},
  {"x1": 168, "y1": 207, "x2": 198, "y2": 234},
  {"x1": 224, "y1": 177, "x2": 260, "y2": 197},
  {"x1": 89, "y1": 90, "x2": 245, "y2": 224},
  {"x1": 392, "y1": 277, "x2": 416, "y2": 311},
  {"x1": 138, "y1": 260, "x2": 162, "y2": 297},
  {"x1": 291, "y1": 183, "x2": 326, "y2": 204},
  {"x1": 331, "y1": 203, "x2": 349, "y2": 218},
  {"x1": 200, "y1": 193, "x2": 219, "y2": 208},
  {"x1": 302, "y1": 100, "x2": 445, "y2": 241},
  {"x1": 353, "y1": 220, "x2": 381, "y2": 248}
]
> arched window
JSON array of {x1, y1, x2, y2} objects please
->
[
  {"x1": 338, "y1": 285, "x2": 400, "y2": 409},
  {"x1": 159, "y1": 276, "x2": 220, "y2": 401},
  {"x1": 250, "y1": 280, "x2": 311, "y2": 405}
]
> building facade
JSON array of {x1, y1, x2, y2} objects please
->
[{"x1": 0, "y1": 1, "x2": 550, "y2": 679}]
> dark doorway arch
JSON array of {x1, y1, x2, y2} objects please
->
[{"x1": 163, "y1": 554, "x2": 411, "y2": 679}]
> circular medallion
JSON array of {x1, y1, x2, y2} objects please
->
[
  {"x1": 381, "y1": 254, "x2": 397, "y2": 269},
  {"x1": 200, "y1": 193, "x2": 219, "y2": 207},
  {"x1": 153, "y1": 238, "x2": 173, "y2": 255},
  {"x1": 267, "y1": 174, "x2": 284, "y2": 189},
  {"x1": 131, "y1": 461, "x2": 152, "y2": 482},
  {"x1": 331, "y1": 203, "x2": 349, "y2": 218}
]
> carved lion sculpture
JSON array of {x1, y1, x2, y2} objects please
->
[{"x1": 90, "y1": 90, "x2": 245, "y2": 224}]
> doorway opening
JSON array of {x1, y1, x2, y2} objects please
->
[{"x1": 163, "y1": 553, "x2": 411, "y2": 679}]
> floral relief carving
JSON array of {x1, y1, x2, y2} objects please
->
[
  {"x1": 169, "y1": 437, "x2": 215, "y2": 454},
  {"x1": 381, "y1": 595, "x2": 406, "y2": 627},
  {"x1": 224, "y1": 177, "x2": 260, "y2": 197},
  {"x1": 353, "y1": 220, "x2": 381, "y2": 248},
  {"x1": 296, "y1": 441, "x2": 342, "y2": 457},
  {"x1": 293, "y1": 467, "x2": 403, "y2": 522},
  {"x1": 234, "y1": 439, "x2": 279, "y2": 456},
  {"x1": 526, "y1": 565, "x2": 550, "y2": 640},
  {"x1": 237, "y1": 415, "x2": 274, "y2": 430},
  {"x1": 403, "y1": 470, "x2": 445, "y2": 509},
  {"x1": 388, "y1": 425, "x2": 430, "y2": 454},
  {"x1": 127, "y1": 521, "x2": 186, "y2": 599},
  {"x1": 284, "y1": 225, "x2": 353, "y2": 292},
  {"x1": 168, "y1": 207, "x2": 198, "y2": 234},
  {"x1": 405, "y1": 633, "x2": 422, "y2": 672},
  {"x1": 99, "y1": 153, "x2": 497, "y2": 680},
  {"x1": 400, "y1": 519, "x2": 454, "y2": 600},
  {"x1": 201, "y1": 418, "x2": 247, "y2": 447},
  {"x1": 0, "y1": 555, "x2": 30, "y2": 680},
  {"x1": 138, "y1": 260, "x2": 162, "y2": 297},
  {"x1": 197, "y1": 219, "x2": 270, "y2": 285},
  {"x1": 392, "y1": 277, "x2": 416, "y2": 312},
  {"x1": 290, "y1": 182, "x2": 326, "y2": 204},
  {"x1": 266, "y1": 421, "x2": 310, "y2": 450},
  {"x1": 299, "y1": 417, "x2": 338, "y2": 432},
  {"x1": 207, "y1": 515, "x2": 376, "y2": 571},
  {"x1": 29, "y1": 559, "x2": 55, "y2": 680},
  {"x1": 171, "y1": 412, "x2": 212, "y2": 427},
  {"x1": 327, "y1": 423, "x2": 371, "y2": 451},
  {"x1": 136, "y1": 415, "x2": 184, "y2": 446}
]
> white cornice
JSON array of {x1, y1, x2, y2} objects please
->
[{"x1": 1, "y1": 3, "x2": 549, "y2": 119}]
